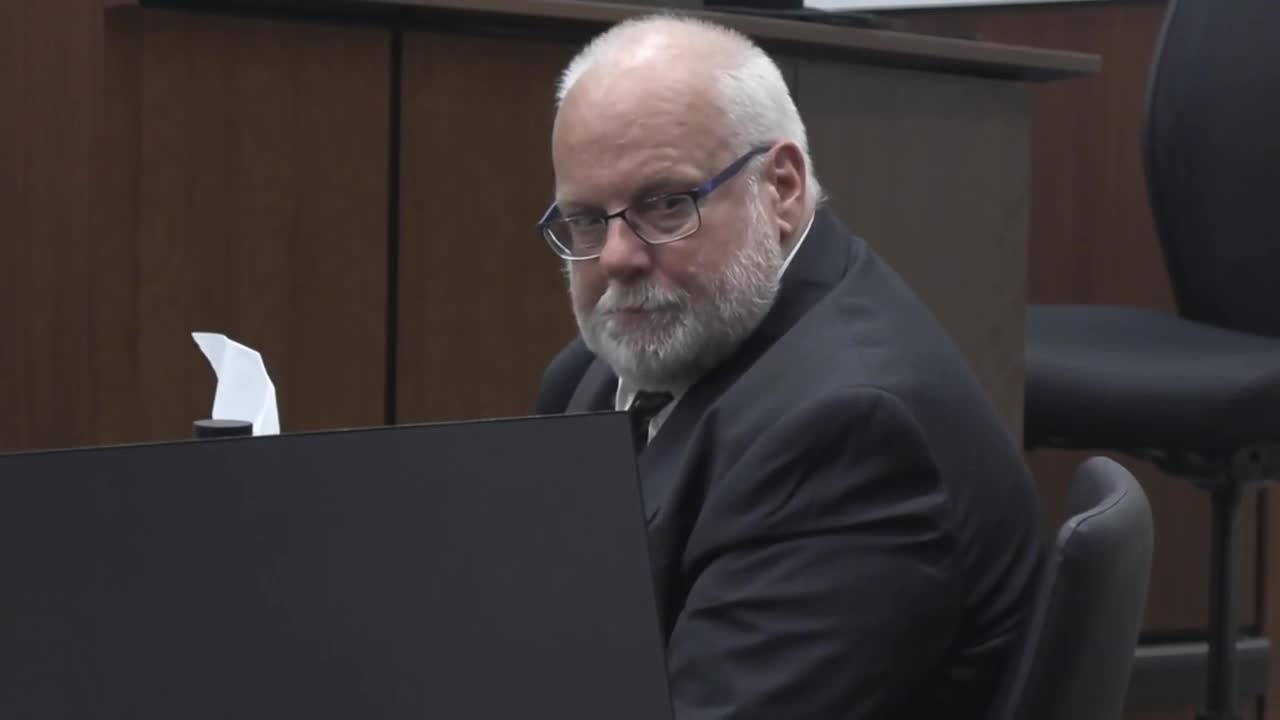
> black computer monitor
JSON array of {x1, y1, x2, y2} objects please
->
[{"x1": 0, "y1": 415, "x2": 672, "y2": 720}]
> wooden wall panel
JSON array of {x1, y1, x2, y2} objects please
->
[
  {"x1": 397, "y1": 32, "x2": 577, "y2": 424},
  {"x1": 900, "y1": 2, "x2": 1268, "y2": 717},
  {"x1": 794, "y1": 59, "x2": 1030, "y2": 439},
  {"x1": 92, "y1": 8, "x2": 390, "y2": 445},
  {"x1": 0, "y1": 1, "x2": 104, "y2": 452},
  {"x1": 902, "y1": 0, "x2": 1174, "y2": 311}
]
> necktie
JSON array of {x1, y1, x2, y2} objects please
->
[{"x1": 628, "y1": 391, "x2": 674, "y2": 453}]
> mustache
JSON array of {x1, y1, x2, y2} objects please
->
[{"x1": 594, "y1": 282, "x2": 690, "y2": 314}]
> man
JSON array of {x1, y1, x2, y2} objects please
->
[{"x1": 534, "y1": 14, "x2": 1042, "y2": 719}]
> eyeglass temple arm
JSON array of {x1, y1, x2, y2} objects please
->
[{"x1": 699, "y1": 144, "x2": 772, "y2": 196}]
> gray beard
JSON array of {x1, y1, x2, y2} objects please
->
[{"x1": 568, "y1": 205, "x2": 785, "y2": 392}]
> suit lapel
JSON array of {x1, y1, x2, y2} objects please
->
[
  {"x1": 636, "y1": 206, "x2": 856, "y2": 524},
  {"x1": 636, "y1": 382, "x2": 712, "y2": 523}
]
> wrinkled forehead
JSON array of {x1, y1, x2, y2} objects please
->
[{"x1": 552, "y1": 67, "x2": 730, "y2": 203}]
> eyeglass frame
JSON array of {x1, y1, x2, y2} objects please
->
[{"x1": 536, "y1": 143, "x2": 774, "y2": 261}]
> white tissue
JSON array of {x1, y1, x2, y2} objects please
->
[{"x1": 192, "y1": 332, "x2": 281, "y2": 435}]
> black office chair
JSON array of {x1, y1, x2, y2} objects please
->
[
  {"x1": 1024, "y1": 0, "x2": 1280, "y2": 718},
  {"x1": 993, "y1": 456, "x2": 1154, "y2": 720}
]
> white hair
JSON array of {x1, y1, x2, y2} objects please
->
[{"x1": 555, "y1": 14, "x2": 823, "y2": 201}]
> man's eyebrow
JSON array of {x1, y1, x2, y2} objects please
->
[
  {"x1": 556, "y1": 175, "x2": 700, "y2": 215},
  {"x1": 631, "y1": 176, "x2": 697, "y2": 200},
  {"x1": 556, "y1": 200, "x2": 599, "y2": 216}
]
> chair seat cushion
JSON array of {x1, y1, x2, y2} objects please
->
[{"x1": 1026, "y1": 305, "x2": 1280, "y2": 453}]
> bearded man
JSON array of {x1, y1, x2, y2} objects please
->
[{"x1": 534, "y1": 14, "x2": 1043, "y2": 720}]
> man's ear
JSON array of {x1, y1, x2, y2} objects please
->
[{"x1": 766, "y1": 142, "x2": 807, "y2": 238}]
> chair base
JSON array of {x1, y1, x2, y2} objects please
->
[
  {"x1": 1201, "y1": 480, "x2": 1245, "y2": 720},
  {"x1": 1154, "y1": 444, "x2": 1278, "y2": 720}
]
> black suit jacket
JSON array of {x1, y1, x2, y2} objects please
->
[{"x1": 535, "y1": 208, "x2": 1043, "y2": 719}]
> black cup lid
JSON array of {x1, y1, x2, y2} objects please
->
[{"x1": 192, "y1": 418, "x2": 254, "y2": 439}]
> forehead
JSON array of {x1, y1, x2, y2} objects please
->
[{"x1": 552, "y1": 67, "x2": 728, "y2": 205}]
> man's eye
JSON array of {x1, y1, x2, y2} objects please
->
[
  {"x1": 566, "y1": 216, "x2": 601, "y2": 228},
  {"x1": 644, "y1": 195, "x2": 692, "y2": 217}
]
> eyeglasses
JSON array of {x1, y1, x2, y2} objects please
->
[{"x1": 537, "y1": 144, "x2": 772, "y2": 261}]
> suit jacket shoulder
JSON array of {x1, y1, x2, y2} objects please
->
[{"x1": 533, "y1": 337, "x2": 596, "y2": 415}]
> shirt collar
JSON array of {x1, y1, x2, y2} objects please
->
[{"x1": 778, "y1": 207, "x2": 816, "y2": 278}]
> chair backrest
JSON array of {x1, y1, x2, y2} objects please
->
[
  {"x1": 993, "y1": 457, "x2": 1154, "y2": 720},
  {"x1": 1142, "y1": 0, "x2": 1280, "y2": 336}
]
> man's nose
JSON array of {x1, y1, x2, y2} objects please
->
[{"x1": 597, "y1": 216, "x2": 653, "y2": 281}]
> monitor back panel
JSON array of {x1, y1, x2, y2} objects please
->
[{"x1": 0, "y1": 414, "x2": 671, "y2": 720}]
